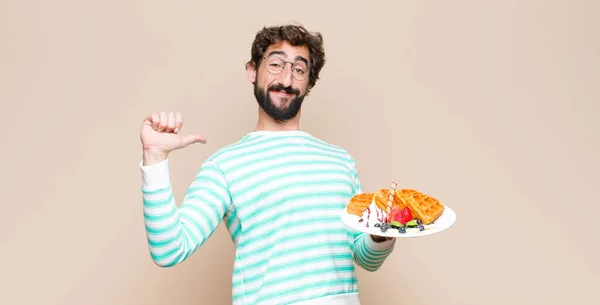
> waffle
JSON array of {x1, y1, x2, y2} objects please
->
[
  {"x1": 396, "y1": 189, "x2": 444, "y2": 225},
  {"x1": 346, "y1": 193, "x2": 374, "y2": 216},
  {"x1": 373, "y1": 188, "x2": 406, "y2": 211},
  {"x1": 396, "y1": 188, "x2": 419, "y2": 198}
]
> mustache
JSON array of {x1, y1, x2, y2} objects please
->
[{"x1": 267, "y1": 84, "x2": 300, "y2": 95}]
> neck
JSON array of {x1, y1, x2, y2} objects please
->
[{"x1": 255, "y1": 107, "x2": 301, "y2": 131}]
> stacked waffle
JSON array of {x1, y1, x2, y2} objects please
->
[
  {"x1": 347, "y1": 186, "x2": 444, "y2": 225},
  {"x1": 346, "y1": 193, "x2": 373, "y2": 216}
]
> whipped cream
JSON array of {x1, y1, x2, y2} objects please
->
[{"x1": 358, "y1": 198, "x2": 388, "y2": 227}]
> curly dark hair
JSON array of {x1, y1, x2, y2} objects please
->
[{"x1": 247, "y1": 24, "x2": 326, "y2": 91}]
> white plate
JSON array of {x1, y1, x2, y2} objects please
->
[{"x1": 340, "y1": 205, "x2": 456, "y2": 238}]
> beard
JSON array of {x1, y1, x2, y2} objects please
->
[{"x1": 253, "y1": 82, "x2": 305, "y2": 122}]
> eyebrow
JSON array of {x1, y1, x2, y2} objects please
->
[{"x1": 266, "y1": 50, "x2": 309, "y2": 65}]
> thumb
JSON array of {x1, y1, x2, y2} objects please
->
[{"x1": 181, "y1": 134, "x2": 207, "y2": 147}]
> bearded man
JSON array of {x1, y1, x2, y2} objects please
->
[{"x1": 138, "y1": 24, "x2": 396, "y2": 305}]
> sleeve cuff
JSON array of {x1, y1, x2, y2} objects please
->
[
  {"x1": 139, "y1": 159, "x2": 171, "y2": 190},
  {"x1": 365, "y1": 235, "x2": 396, "y2": 251}
]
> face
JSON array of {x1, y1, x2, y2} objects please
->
[{"x1": 247, "y1": 41, "x2": 311, "y2": 122}]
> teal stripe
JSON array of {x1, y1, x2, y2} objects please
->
[
  {"x1": 147, "y1": 228, "x2": 182, "y2": 248},
  {"x1": 231, "y1": 167, "x2": 350, "y2": 198},
  {"x1": 240, "y1": 202, "x2": 344, "y2": 236},
  {"x1": 186, "y1": 177, "x2": 227, "y2": 194},
  {"x1": 225, "y1": 208, "x2": 238, "y2": 228},
  {"x1": 211, "y1": 135, "x2": 347, "y2": 162},
  {"x1": 211, "y1": 135, "x2": 306, "y2": 160},
  {"x1": 232, "y1": 252, "x2": 352, "y2": 286},
  {"x1": 241, "y1": 222, "x2": 346, "y2": 252},
  {"x1": 236, "y1": 265, "x2": 355, "y2": 298},
  {"x1": 142, "y1": 193, "x2": 175, "y2": 207},
  {"x1": 284, "y1": 202, "x2": 343, "y2": 216},
  {"x1": 143, "y1": 206, "x2": 177, "y2": 222},
  {"x1": 142, "y1": 185, "x2": 170, "y2": 195},
  {"x1": 218, "y1": 141, "x2": 348, "y2": 170},
  {"x1": 145, "y1": 224, "x2": 175, "y2": 235},
  {"x1": 238, "y1": 185, "x2": 351, "y2": 216},
  {"x1": 231, "y1": 223, "x2": 241, "y2": 242},
  {"x1": 234, "y1": 278, "x2": 357, "y2": 303},
  {"x1": 237, "y1": 216, "x2": 345, "y2": 249},
  {"x1": 190, "y1": 164, "x2": 225, "y2": 177},
  {"x1": 150, "y1": 237, "x2": 197, "y2": 264},
  {"x1": 354, "y1": 252, "x2": 380, "y2": 271},
  {"x1": 353, "y1": 239, "x2": 393, "y2": 271},
  {"x1": 261, "y1": 265, "x2": 355, "y2": 287},
  {"x1": 144, "y1": 215, "x2": 182, "y2": 235},
  {"x1": 179, "y1": 208, "x2": 211, "y2": 239},
  {"x1": 362, "y1": 242, "x2": 393, "y2": 258},
  {"x1": 233, "y1": 237, "x2": 348, "y2": 275},
  {"x1": 185, "y1": 187, "x2": 228, "y2": 211},
  {"x1": 182, "y1": 191, "x2": 226, "y2": 221},
  {"x1": 241, "y1": 203, "x2": 344, "y2": 238},
  {"x1": 225, "y1": 150, "x2": 347, "y2": 175},
  {"x1": 150, "y1": 244, "x2": 181, "y2": 262},
  {"x1": 230, "y1": 159, "x2": 349, "y2": 186},
  {"x1": 145, "y1": 221, "x2": 201, "y2": 246}
]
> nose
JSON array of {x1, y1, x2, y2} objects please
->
[{"x1": 278, "y1": 63, "x2": 294, "y2": 88}]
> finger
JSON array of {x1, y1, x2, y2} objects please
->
[
  {"x1": 165, "y1": 112, "x2": 176, "y2": 133},
  {"x1": 174, "y1": 112, "x2": 183, "y2": 133},
  {"x1": 151, "y1": 112, "x2": 160, "y2": 129},
  {"x1": 157, "y1": 112, "x2": 168, "y2": 132},
  {"x1": 196, "y1": 135, "x2": 207, "y2": 144},
  {"x1": 181, "y1": 134, "x2": 207, "y2": 147},
  {"x1": 143, "y1": 114, "x2": 152, "y2": 126}
]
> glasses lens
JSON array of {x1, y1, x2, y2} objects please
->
[
  {"x1": 266, "y1": 57, "x2": 284, "y2": 74},
  {"x1": 264, "y1": 56, "x2": 309, "y2": 80},
  {"x1": 292, "y1": 63, "x2": 308, "y2": 80}
]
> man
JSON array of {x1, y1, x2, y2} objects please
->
[{"x1": 139, "y1": 24, "x2": 396, "y2": 305}]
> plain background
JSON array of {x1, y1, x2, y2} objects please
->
[{"x1": 1, "y1": 0, "x2": 598, "y2": 304}]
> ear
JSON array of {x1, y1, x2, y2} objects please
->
[{"x1": 246, "y1": 62, "x2": 257, "y2": 84}]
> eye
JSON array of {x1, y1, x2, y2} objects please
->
[{"x1": 293, "y1": 64, "x2": 307, "y2": 73}]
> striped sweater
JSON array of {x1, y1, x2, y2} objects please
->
[{"x1": 139, "y1": 130, "x2": 396, "y2": 305}]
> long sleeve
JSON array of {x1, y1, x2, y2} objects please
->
[
  {"x1": 352, "y1": 231, "x2": 395, "y2": 272},
  {"x1": 348, "y1": 158, "x2": 396, "y2": 272},
  {"x1": 140, "y1": 158, "x2": 231, "y2": 267}
]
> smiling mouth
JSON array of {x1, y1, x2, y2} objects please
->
[{"x1": 270, "y1": 90, "x2": 293, "y2": 96}]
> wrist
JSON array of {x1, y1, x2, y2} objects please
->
[
  {"x1": 370, "y1": 235, "x2": 388, "y2": 243},
  {"x1": 143, "y1": 149, "x2": 168, "y2": 166}
]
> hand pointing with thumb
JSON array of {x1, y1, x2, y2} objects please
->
[{"x1": 140, "y1": 111, "x2": 206, "y2": 165}]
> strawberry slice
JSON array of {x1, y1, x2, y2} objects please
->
[
  {"x1": 398, "y1": 207, "x2": 412, "y2": 224},
  {"x1": 388, "y1": 206, "x2": 401, "y2": 223}
]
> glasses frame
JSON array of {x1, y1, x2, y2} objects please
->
[{"x1": 262, "y1": 55, "x2": 309, "y2": 81}]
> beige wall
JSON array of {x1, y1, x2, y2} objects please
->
[{"x1": 1, "y1": 0, "x2": 598, "y2": 304}]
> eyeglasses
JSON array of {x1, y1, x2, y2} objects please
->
[{"x1": 263, "y1": 56, "x2": 309, "y2": 81}]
